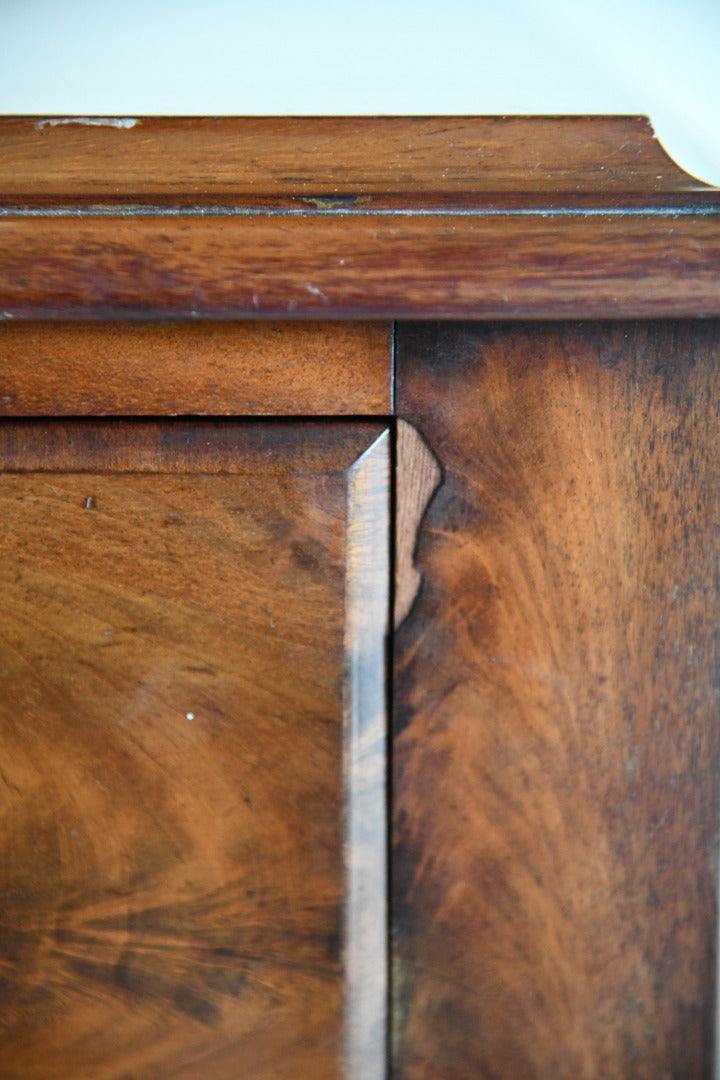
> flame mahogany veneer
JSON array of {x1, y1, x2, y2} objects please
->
[{"x1": 1, "y1": 116, "x2": 719, "y2": 1079}]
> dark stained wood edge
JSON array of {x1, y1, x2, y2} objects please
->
[
  {"x1": 0, "y1": 116, "x2": 710, "y2": 198},
  {"x1": 343, "y1": 429, "x2": 390, "y2": 1080},
  {"x1": 0, "y1": 418, "x2": 386, "y2": 474}
]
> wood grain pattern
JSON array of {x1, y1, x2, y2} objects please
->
[
  {"x1": 0, "y1": 321, "x2": 391, "y2": 416},
  {"x1": 394, "y1": 420, "x2": 442, "y2": 628},
  {"x1": 1, "y1": 117, "x2": 718, "y2": 321},
  {"x1": 0, "y1": 418, "x2": 387, "y2": 1079},
  {"x1": 0, "y1": 116, "x2": 705, "y2": 198},
  {"x1": 1, "y1": 210, "x2": 719, "y2": 321},
  {"x1": 393, "y1": 321, "x2": 720, "y2": 1079}
]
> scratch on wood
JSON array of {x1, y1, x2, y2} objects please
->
[
  {"x1": 394, "y1": 420, "x2": 442, "y2": 628},
  {"x1": 304, "y1": 281, "x2": 329, "y2": 302}
]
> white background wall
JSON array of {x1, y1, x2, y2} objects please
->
[{"x1": 2, "y1": 0, "x2": 719, "y2": 185}]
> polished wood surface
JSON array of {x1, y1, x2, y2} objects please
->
[
  {"x1": 0, "y1": 321, "x2": 391, "y2": 416},
  {"x1": 2, "y1": 210, "x2": 719, "y2": 320},
  {"x1": 1, "y1": 117, "x2": 718, "y2": 320},
  {"x1": 3, "y1": 113, "x2": 720, "y2": 1078},
  {"x1": 0, "y1": 418, "x2": 387, "y2": 1079},
  {"x1": 393, "y1": 321, "x2": 720, "y2": 1078},
  {"x1": 0, "y1": 116, "x2": 705, "y2": 198}
]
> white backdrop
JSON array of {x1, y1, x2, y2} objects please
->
[{"x1": 2, "y1": 0, "x2": 719, "y2": 185}]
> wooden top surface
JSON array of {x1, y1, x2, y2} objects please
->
[
  {"x1": 0, "y1": 115, "x2": 713, "y2": 201},
  {"x1": 1, "y1": 116, "x2": 718, "y2": 319}
]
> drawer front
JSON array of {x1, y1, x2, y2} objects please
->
[{"x1": 0, "y1": 419, "x2": 389, "y2": 1080}]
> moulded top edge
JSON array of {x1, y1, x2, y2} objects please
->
[{"x1": 0, "y1": 115, "x2": 713, "y2": 198}]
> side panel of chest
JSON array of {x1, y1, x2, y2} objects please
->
[{"x1": 394, "y1": 321, "x2": 720, "y2": 1078}]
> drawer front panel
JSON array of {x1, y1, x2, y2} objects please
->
[{"x1": 0, "y1": 419, "x2": 389, "y2": 1080}]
